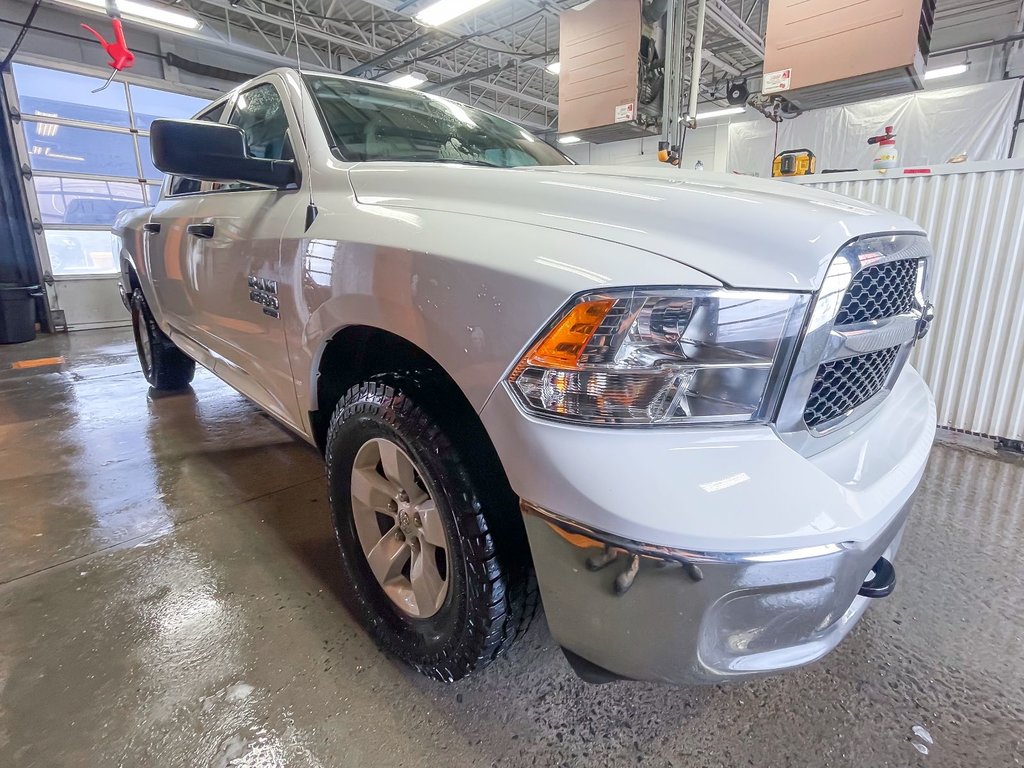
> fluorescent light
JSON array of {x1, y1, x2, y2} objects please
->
[
  {"x1": 924, "y1": 63, "x2": 969, "y2": 80},
  {"x1": 546, "y1": 61, "x2": 561, "y2": 75},
  {"x1": 414, "y1": 0, "x2": 496, "y2": 26},
  {"x1": 66, "y1": 0, "x2": 201, "y2": 31},
  {"x1": 557, "y1": 135, "x2": 582, "y2": 144},
  {"x1": 694, "y1": 106, "x2": 745, "y2": 120},
  {"x1": 388, "y1": 72, "x2": 428, "y2": 89}
]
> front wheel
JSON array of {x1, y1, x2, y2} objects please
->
[
  {"x1": 130, "y1": 287, "x2": 195, "y2": 391},
  {"x1": 326, "y1": 378, "x2": 536, "y2": 681}
]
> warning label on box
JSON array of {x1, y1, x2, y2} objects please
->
[
  {"x1": 763, "y1": 68, "x2": 792, "y2": 94},
  {"x1": 614, "y1": 102, "x2": 635, "y2": 123}
]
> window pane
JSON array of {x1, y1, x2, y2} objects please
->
[
  {"x1": 148, "y1": 185, "x2": 162, "y2": 205},
  {"x1": 34, "y1": 177, "x2": 145, "y2": 225},
  {"x1": 228, "y1": 84, "x2": 292, "y2": 160},
  {"x1": 13, "y1": 63, "x2": 130, "y2": 127},
  {"x1": 44, "y1": 229, "x2": 118, "y2": 275},
  {"x1": 130, "y1": 85, "x2": 210, "y2": 130},
  {"x1": 136, "y1": 136, "x2": 161, "y2": 182},
  {"x1": 24, "y1": 124, "x2": 139, "y2": 178}
]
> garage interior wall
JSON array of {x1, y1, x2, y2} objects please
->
[
  {"x1": 559, "y1": 123, "x2": 728, "y2": 170},
  {"x1": 791, "y1": 161, "x2": 1024, "y2": 442},
  {"x1": 728, "y1": 78, "x2": 1023, "y2": 176}
]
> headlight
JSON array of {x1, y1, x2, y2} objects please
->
[{"x1": 507, "y1": 287, "x2": 809, "y2": 425}]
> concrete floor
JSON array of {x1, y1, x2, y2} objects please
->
[{"x1": 1, "y1": 329, "x2": 1023, "y2": 768}]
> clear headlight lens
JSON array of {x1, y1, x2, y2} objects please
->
[{"x1": 507, "y1": 287, "x2": 809, "y2": 425}]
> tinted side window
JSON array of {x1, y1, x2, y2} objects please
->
[
  {"x1": 168, "y1": 103, "x2": 228, "y2": 196},
  {"x1": 227, "y1": 84, "x2": 292, "y2": 161}
]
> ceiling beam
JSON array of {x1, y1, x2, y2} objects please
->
[
  {"x1": 344, "y1": 30, "x2": 440, "y2": 75},
  {"x1": 355, "y1": 0, "x2": 555, "y2": 62},
  {"x1": 705, "y1": 0, "x2": 764, "y2": 58},
  {"x1": 701, "y1": 47, "x2": 742, "y2": 76},
  {"x1": 185, "y1": 0, "x2": 558, "y2": 111}
]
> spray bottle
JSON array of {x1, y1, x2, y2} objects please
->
[{"x1": 868, "y1": 126, "x2": 898, "y2": 170}]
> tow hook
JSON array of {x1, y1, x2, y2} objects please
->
[{"x1": 858, "y1": 556, "x2": 896, "y2": 598}]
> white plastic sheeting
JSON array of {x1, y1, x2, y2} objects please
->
[
  {"x1": 728, "y1": 80, "x2": 1022, "y2": 177},
  {"x1": 789, "y1": 161, "x2": 1024, "y2": 441}
]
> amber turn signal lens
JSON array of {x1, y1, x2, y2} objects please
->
[{"x1": 524, "y1": 299, "x2": 614, "y2": 369}]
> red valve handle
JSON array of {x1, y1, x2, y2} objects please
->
[{"x1": 81, "y1": 19, "x2": 135, "y2": 71}]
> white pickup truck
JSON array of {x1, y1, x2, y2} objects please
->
[{"x1": 115, "y1": 68, "x2": 937, "y2": 685}]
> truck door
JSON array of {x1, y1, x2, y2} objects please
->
[
  {"x1": 145, "y1": 101, "x2": 229, "y2": 348},
  {"x1": 185, "y1": 77, "x2": 306, "y2": 430}
]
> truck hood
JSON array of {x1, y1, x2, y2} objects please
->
[{"x1": 347, "y1": 163, "x2": 924, "y2": 291}]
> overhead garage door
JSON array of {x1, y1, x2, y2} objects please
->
[{"x1": 2, "y1": 63, "x2": 209, "y2": 330}]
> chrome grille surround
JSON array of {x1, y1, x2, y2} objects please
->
[
  {"x1": 775, "y1": 234, "x2": 933, "y2": 456},
  {"x1": 835, "y1": 259, "x2": 920, "y2": 325}
]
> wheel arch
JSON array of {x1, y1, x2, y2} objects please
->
[{"x1": 309, "y1": 324, "x2": 495, "y2": 461}]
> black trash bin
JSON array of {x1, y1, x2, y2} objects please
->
[{"x1": 0, "y1": 284, "x2": 39, "y2": 344}]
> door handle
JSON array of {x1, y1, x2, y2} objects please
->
[
  {"x1": 142, "y1": 222, "x2": 161, "y2": 234},
  {"x1": 187, "y1": 223, "x2": 215, "y2": 239}
]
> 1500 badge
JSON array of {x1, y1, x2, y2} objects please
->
[{"x1": 248, "y1": 275, "x2": 279, "y2": 318}]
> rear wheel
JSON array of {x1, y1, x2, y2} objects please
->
[
  {"x1": 130, "y1": 287, "x2": 195, "y2": 391},
  {"x1": 326, "y1": 377, "x2": 537, "y2": 681}
]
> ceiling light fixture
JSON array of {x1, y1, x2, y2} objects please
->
[
  {"x1": 694, "y1": 106, "x2": 745, "y2": 120},
  {"x1": 64, "y1": 0, "x2": 201, "y2": 31},
  {"x1": 414, "y1": 0, "x2": 496, "y2": 27},
  {"x1": 557, "y1": 135, "x2": 582, "y2": 144},
  {"x1": 546, "y1": 61, "x2": 561, "y2": 75},
  {"x1": 924, "y1": 63, "x2": 970, "y2": 80},
  {"x1": 388, "y1": 72, "x2": 428, "y2": 89}
]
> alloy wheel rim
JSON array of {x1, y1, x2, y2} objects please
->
[{"x1": 350, "y1": 437, "x2": 450, "y2": 618}]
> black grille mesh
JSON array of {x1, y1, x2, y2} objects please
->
[
  {"x1": 835, "y1": 259, "x2": 919, "y2": 325},
  {"x1": 804, "y1": 346, "x2": 901, "y2": 428}
]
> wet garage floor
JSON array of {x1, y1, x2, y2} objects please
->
[{"x1": 1, "y1": 329, "x2": 1023, "y2": 767}]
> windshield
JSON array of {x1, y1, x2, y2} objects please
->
[{"x1": 305, "y1": 75, "x2": 570, "y2": 168}]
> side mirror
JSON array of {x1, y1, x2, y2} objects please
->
[{"x1": 150, "y1": 119, "x2": 297, "y2": 189}]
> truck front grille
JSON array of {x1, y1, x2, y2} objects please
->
[
  {"x1": 804, "y1": 346, "x2": 901, "y2": 428},
  {"x1": 835, "y1": 258, "x2": 919, "y2": 325},
  {"x1": 775, "y1": 234, "x2": 932, "y2": 451}
]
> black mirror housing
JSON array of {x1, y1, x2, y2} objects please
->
[{"x1": 150, "y1": 119, "x2": 297, "y2": 189}]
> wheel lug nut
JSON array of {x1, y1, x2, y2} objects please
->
[
  {"x1": 398, "y1": 490, "x2": 409, "y2": 503},
  {"x1": 413, "y1": 513, "x2": 422, "y2": 527},
  {"x1": 387, "y1": 500, "x2": 398, "y2": 514}
]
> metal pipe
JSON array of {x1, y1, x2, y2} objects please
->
[
  {"x1": 686, "y1": 0, "x2": 707, "y2": 123},
  {"x1": 674, "y1": 0, "x2": 688, "y2": 159},
  {"x1": 660, "y1": 0, "x2": 678, "y2": 144},
  {"x1": 930, "y1": 33, "x2": 1024, "y2": 58}
]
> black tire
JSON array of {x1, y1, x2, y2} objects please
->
[
  {"x1": 326, "y1": 377, "x2": 537, "y2": 682},
  {"x1": 130, "y1": 287, "x2": 195, "y2": 391}
]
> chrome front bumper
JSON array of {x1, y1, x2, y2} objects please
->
[{"x1": 523, "y1": 497, "x2": 911, "y2": 685}]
